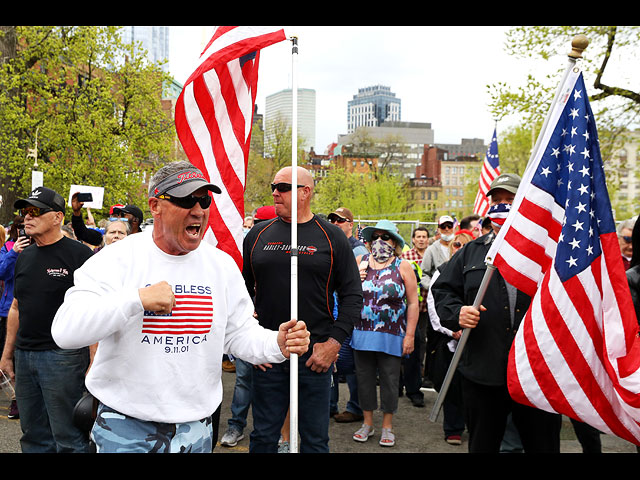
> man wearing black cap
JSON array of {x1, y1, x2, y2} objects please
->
[
  {"x1": 431, "y1": 173, "x2": 562, "y2": 453},
  {"x1": 0, "y1": 186, "x2": 94, "y2": 453},
  {"x1": 51, "y1": 161, "x2": 310, "y2": 453},
  {"x1": 327, "y1": 206, "x2": 366, "y2": 424},
  {"x1": 111, "y1": 204, "x2": 144, "y2": 234}
]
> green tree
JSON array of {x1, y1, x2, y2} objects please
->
[
  {"x1": 311, "y1": 167, "x2": 411, "y2": 220},
  {"x1": 343, "y1": 126, "x2": 409, "y2": 179},
  {"x1": 489, "y1": 27, "x2": 640, "y2": 160},
  {"x1": 488, "y1": 26, "x2": 640, "y2": 219},
  {"x1": 0, "y1": 26, "x2": 174, "y2": 223},
  {"x1": 245, "y1": 113, "x2": 305, "y2": 214}
]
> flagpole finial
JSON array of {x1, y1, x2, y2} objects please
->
[{"x1": 569, "y1": 34, "x2": 589, "y2": 59}]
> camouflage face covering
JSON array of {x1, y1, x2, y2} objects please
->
[{"x1": 371, "y1": 238, "x2": 394, "y2": 262}]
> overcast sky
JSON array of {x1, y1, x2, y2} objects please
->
[{"x1": 168, "y1": 26, "x2": 558, "y2": 153}]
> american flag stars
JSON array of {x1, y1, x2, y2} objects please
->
[{"x1": 529, "y1": 76, "x2": 614, "y2": 282}]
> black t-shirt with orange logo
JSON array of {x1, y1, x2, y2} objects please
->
[{"x1": 243, "y1": 215, "x2": 363, "y2": 350}]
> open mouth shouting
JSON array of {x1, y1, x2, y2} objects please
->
[{"x1": 186, "y1": 223, "x2": 202, "y2": 237}]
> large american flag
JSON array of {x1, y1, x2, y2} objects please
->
[
  {"x1": 175, "y1": 26, "x2": 287, "y2": 269},
  {"x1": 486, "y1": 69, "x2": 640, "y2": 445},
  {"x1": 472, "y1": 126, "x2": 500, "y2": 216}
]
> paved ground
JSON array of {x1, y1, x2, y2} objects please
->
[{"x1": 1, "y1": 369, "x2": 637, "y2": 454}]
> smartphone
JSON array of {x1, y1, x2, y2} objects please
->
[
  {"x1": 76, "y1": 192, "x2": 93, "y2": 202},
  {"x1": 18, "y1": 226, "x2": 32, "y2": 244}
]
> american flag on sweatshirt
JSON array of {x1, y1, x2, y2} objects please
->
[
  {"x1": 473, "y1": 127, "x2": 500, "y2": 216},
  {"x1": 486, "y1": 69, "x2": 640, "y2": 445},
  {"x1": 143, "y1": 294, "x2": 214, "y2": 335},
  {"x1": 175, "y1": 26, "x2": 287, "y2": 269}
]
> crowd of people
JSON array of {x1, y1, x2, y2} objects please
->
[{"x1": 0, "y1": 162, "x2": 638, "y2": 454}]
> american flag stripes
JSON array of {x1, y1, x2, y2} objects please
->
[
  {"x1": 175, "y1": 26, "x2": 287, "y2": 269},
  {"x1": 486, "y1": 68, "x2": 640, "y2": 445},
  {"x1": 473, "y1": 127, "x2": 501, "y2": 216},
  {"x1": 143, "y1": 294, "x2": 214, "y2": 335}
]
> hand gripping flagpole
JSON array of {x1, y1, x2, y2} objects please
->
[
  {"x1": 289, "y1": 35, "x2": 299, "y2": 453},
  {"x1": 429, "y1": 34, "x2": 590, "y2": 423}
]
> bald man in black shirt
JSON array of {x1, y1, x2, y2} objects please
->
[{"x1": 243, "y1": 166, "x2": 363, "y2": 453}]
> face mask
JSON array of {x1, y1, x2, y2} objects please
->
[
  {"x1": 487, "y1": 202, "x2": 511, "y2": 229},
  {"x1": 440, "y1": 233, "x2": 454, "y2": 242},
  {"x1": 371, "y1": 238, "x2": 394, "y2": 262}
]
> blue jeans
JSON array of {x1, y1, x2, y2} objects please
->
[
  {"x1": 250, "y1": 356, "x2": 332, "y2": 453},
  {"x1": 330, "y1": 372, "x2": 362, "y2": 416},
  {"x1": 227, "y1": 358, "x2": 252, "y2": 433},
  {"x1": 14, "y1": 347, "x2": 90, "y2": 453}
]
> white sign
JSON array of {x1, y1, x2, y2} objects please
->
[
  {"x1": 68, "y1": 185, "x2": 105, "y2": 210},
  {"x1": 32, "y1": 170, "x2": 43, "y2": 191}
]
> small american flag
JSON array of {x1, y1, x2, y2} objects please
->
[
  {"x1": 175, "y1": 26, "x2": 287, "y2": 269},
  {"x1": 473, "y1": 126, "x2": 500, "y2": 216},
  {"x1": 487, "y1": 69, "x2": 640, "y2": 445},
  {"x1": 143, "y1": 294, "x2": 214, "y2": 335}
]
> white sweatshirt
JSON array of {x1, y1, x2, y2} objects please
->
[{"x1": 52, "y1": 230, "x2": 285, "y2": 423}]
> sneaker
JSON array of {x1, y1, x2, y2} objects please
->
[
  {"x1": 278, "y1": 441, "x2": 290, "y2": 453},
  {"x1": 8, "y1": 400, "x2": 18, "y2": 419},
  {"x1": 445, "y1": 435, "x2": 462, "y2": 445},
  {"x1": 220, "y1": 428, "x2": 244, "y2": 447}
]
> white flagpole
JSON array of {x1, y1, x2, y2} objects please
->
[
  {"x1": 289, "y1": 35, "x2": 299, "y2": 454},
  {"x1": 428, "y1": 34, "x2": 590, "y2": 423}
]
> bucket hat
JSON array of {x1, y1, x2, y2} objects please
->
[{"x1": 360, "y1": 219, "x2": 405, "y2": 248}]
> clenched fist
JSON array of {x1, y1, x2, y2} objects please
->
[{"x1": 138, "y1": 281, "x2": 176, "y2": 315}]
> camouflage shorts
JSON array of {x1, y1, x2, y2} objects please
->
[{"x1": 91, "y1": 403, "x2": 214, "y2": 453}]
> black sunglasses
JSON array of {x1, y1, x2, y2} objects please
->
[
  {"x1": 371, "y1": 232, "x2": 392, "y2": 242},
  {"x1": 157, "y1": 193, "x2": 212, "y2": 210},
  {"x1": 20, "y1": 206, "x2": 53, "y2": 217},
  {"x1": 330, "y1": 217, "x2": 347, "y2": 224},
  {"x1": 271, "y1": 183, "x2": 304, "y2": 193},
  {"x1": 439, "y1": 222, "x2": 454, "y2": 229}
]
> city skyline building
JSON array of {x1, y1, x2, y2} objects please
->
[
  {"x1": 338, "y1": 121, "x2": 433, "y2": 179},
  {"x1": 121, "y1": 26, "x2": 170, "y2": 72},
  {"x1": 347, "y1": 85, "x2": 401, "y2": 133},
  {"x1": 264, "y1": 88, "x2": 316, "y2": 154}
]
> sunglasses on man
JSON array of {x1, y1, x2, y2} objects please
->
[
  {"x1": 439, "y1": 222, "x2": 454, "y2": 230},
  {"x1": 156, "y1": 193, "x2": 212, "y2": 210},
  {"x1": 20, "y1": 206, "x2": 53, "y2": 217},
  {"x1": 330, "y1": 216, "x2": 348, "y2": 224},
  {"x1": 270, "y1": 183, "x2": 304, "y2": 193}
]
